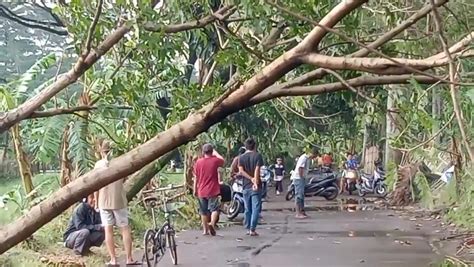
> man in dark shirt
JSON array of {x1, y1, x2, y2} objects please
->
[
  {"x1": 63, "y1": 194, "x2": 104, "y2": 255},
  {"x1": 238, "y1": 138, "x2": 264, "y2": 236}
]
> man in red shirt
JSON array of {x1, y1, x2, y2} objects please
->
[{"x1": 193, "y1": 143, "x2": 225, "y2": 236}]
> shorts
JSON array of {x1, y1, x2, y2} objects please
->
[
  {"x1": 198, "y1": 197, "x2": 220, "y2": 215},
  {"x1": 100, "y1": 208, "x2": 129, "y2": 227}
]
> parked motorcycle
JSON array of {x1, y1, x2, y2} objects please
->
[
  {"x1": 260, "y1": 166, "x2": 272, "y2": 200},
  {"x1": 357, "y1": 163, "x2": 387, "y2": 197},
  {"x1": 226, "y1": 179, "x2": 245, "y2": 220},
  {"x1": 285, "y1": 170, "x2": 338, "y2": 201},
  {"x1": 341, "y1": 169, "x2": 359, "y2": 195}
]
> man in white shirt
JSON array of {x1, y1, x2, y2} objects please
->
[
  {"x1": 94, "y1": 140, "x2": 139, "y2": 266},
  {"x1": 291, "y1": 147, "x2": 320, "y2": 219}
]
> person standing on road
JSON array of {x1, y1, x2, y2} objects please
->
[
  {"x1": 94, "y1": 140, "x2": 139, "y2": 266},
  {"x1": 272, "y1": 158, "x2": 286, "y2": 195},
  {"x1": 291, "y1": 147, "x2": 320, "y2": 219},
  {"x1": 193, "y1": 144, "x2": 225, "y2": 236},
  {"x1": 238, "y1": 138, "x2": 264, "y2": 236}
]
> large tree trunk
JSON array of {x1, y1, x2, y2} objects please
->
[
  {"x1": 125, "y1": 151, "x2": 177, "y2": 202},
  {"x1": 431, "y1": 86, "x2": 442, "y2": 144},
  {"x1": 11, "y1": 125, "x2": 34, "y2": 194},
  {"x1": 389, "y1": 163, "x2": 420, "y2": 206},
  {"x1": 384, "y1": 86, "x2": 403, "y2": 167},
  {"x1": 60, "y1": 124, "x2": 73, "y2": 187}
]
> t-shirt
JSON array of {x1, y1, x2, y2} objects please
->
[
  {"x1": 346, "y1": 159, "x2": 358, "y2": 169},
  {"x1": 96, "y1": 159, "x2": 127, "y2": 210},
  {"x1": 273, "y1": 164, "x2": 285, "y2": 176},
  {"x1": 291, "y1": 154, "x2": 310, "y2": 180},
  {"x1": 230, "y1": 156, "x2": 240, "y2": 178},
  {"x1": 238, "y1": 151, "x2": 264, "y2": 190},
  {"x1": 194, "y1": 156, "x2": 225, "y2": 198},
  {"x1": 322, "y1": 154, "x2": 333, "y2": 166},
  {"x1": 273, "y1": 164, "x2": 285, "y2": 181}
]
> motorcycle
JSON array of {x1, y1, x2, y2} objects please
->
[
  {"x1": 341, "y1": 169, "x2": 359, "y2": 195},
  {"x1": 357, "y1": 163, "x2": 387, "y2": 197},
  {"x1": 285, "y1": 170, "x2": 339, "y2": 201},
  {"x1": 226, "y1": 179, "x2": 245, "y2": 220},
  {"x1": 260, "y1": 166, "x2": 272, "y2": 200}
]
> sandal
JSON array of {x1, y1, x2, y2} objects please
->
[
  {"x1": 126, "y1": 260, "x2": 142, "y2": 266},
  {"x1": 105, "y1": 263, "x2": 120, "y2": 267},
  {"x1": 208, "y1": 224, "x2": 216, "y2": 236}
]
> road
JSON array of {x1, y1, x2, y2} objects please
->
[{"x1": 155, "y1": 194, "x2": 444, "y2": 267}]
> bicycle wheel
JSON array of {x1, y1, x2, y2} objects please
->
[
  {"x1": 143, "y1": 229, "x2": 157, "y2": 267},
  {"x1": 167, "y1": 228, "x2": 178, "y2": 265}
]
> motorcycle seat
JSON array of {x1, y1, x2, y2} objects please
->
[{"x1": 308, "y1": 175, "x2": 334, "y2": 184}]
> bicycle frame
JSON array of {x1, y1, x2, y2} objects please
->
[{"x1": 143, "y1": 184, "x2": 181, "y2": 266}]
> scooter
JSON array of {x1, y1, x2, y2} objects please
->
[
  {"x1": 260, "y1": 166, "x2": 272, "y2": 200},
  {"x1": 285, "y1": 170, "x2": 339, "y2": 201},
  {"x1": 357, "y1": 163, "x2": 387, "y2": 197},
  {"x1": 341, "y1": 169, "x2": 359, "y2": 195},
  {"x1": 226, "y1": 179, "x2": 245, "y2": 220}
]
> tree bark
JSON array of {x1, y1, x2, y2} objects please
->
[
  {"x1": 10, "y1": 125, "x2": 34, "y2": 194},
  {"x1": 59, "y1": 124, "x2": 73, "y2": 187},
  {"x1": 124, "y1": 151, "x2": 177, "y2": 202},
  {"x1": 384, "y1": 86, "x2": 403, "y2": 167}
]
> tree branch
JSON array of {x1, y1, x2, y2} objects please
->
[
  {"x1": 1, "y1": 4, "x2": 63, "y2": 27},
  {"x1": 84, "y1": 0, "x2": 104, "y2": 56},
  {"x1": 143, "y1": 5, "x2": 236, "y2": 32},
  {"x1": 0, "y1": 6, "x2": 233, "y2": 134},
  {"x1": 272, "y1": 0, "x2": 449, "y2": 88},
  {"x1": 250, "y1": 75, "x2": 444, "y2": 104},
  {"x1": 322, "y1": 68, "x2": 380, "y2": 106},
  {"x1": 275, "y1": 98, "x2": 343, "y2": 120},
  {"x1": 399, "y1": 114, "x2": 455, "y2": 152},
  {"x1": 430, "y1": 0, "x2": 474, "y2": 163},
  {"x1": 0, "y1": 5, "x2": 68, "y2": 35},
  {"x1": 28, "y1": 105, "x2": 133, "y2": 119},
  {"x1": 265, "y1": 0, "x2": 369, "y2": 52},
  {"x1": 218, "y1": 23, "x2": 272, "y2": 62},
  {"x1": 299, "y1": 53, "x2": 471, "y2": 77}
]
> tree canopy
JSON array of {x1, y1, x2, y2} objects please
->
[{"x1": 0, "y1": 0, "x2": 473, "y2": 253}]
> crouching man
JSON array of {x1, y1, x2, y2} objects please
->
[{"x1": 63, "y1": 194, "x2": 104, "y2": 255}]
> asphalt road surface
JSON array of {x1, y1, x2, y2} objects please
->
[{"x1": 153, "y1": 194, "x2": 444, "y2": 267}]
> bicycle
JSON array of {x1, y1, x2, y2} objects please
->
[{"x1": 142, "y1": 185, "x2": 184, "y2": 266}]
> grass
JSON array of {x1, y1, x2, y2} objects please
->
[{"x1": 159, "y1": 172, "x2": 183, "y2": 186}]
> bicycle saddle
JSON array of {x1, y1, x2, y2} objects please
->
[{"x1": 143, "y1": 195, "x2": 158, "y2": 206}]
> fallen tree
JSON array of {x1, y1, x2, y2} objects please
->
[{"x1": 0, "y1": 0, "x2": 472, "y2": 254}]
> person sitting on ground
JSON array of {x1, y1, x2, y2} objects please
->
[
  {"x1": 193, "y1": 143, "x2": 225, "y2": 236},
  {"x1": 63, "y1": 194, "x2": 104, "y2": 256}
]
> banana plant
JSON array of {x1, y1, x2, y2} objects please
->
[{"x1": 0, "y1": 53, "x2": 58, "y2": 195}]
